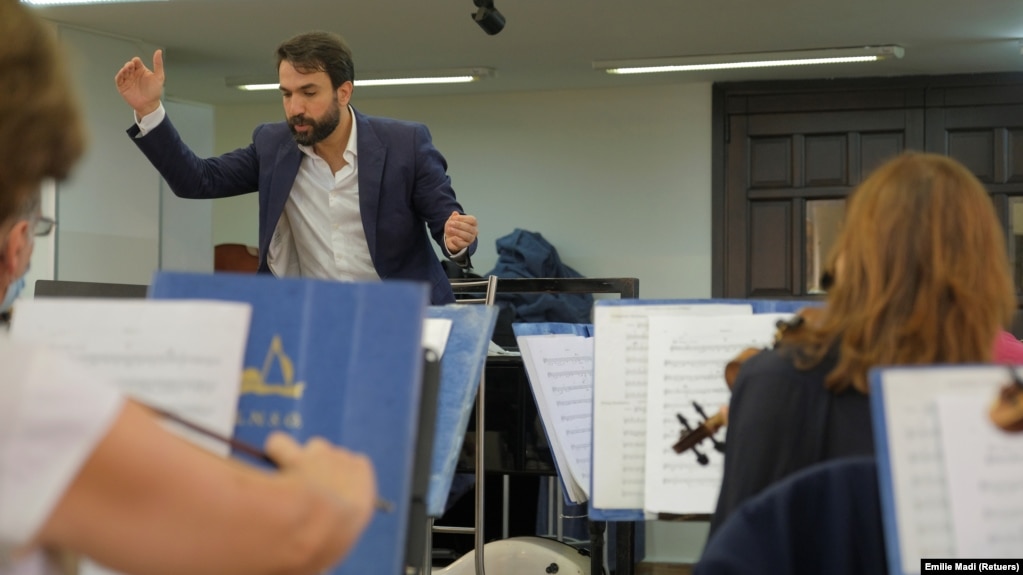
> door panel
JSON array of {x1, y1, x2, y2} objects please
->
[
  {"x1": 748, "y1": 201, "x2": 792, "y2": 296},
  {"x1": 804, "y1": 134, "x2": 848, "y2": 187},
  {"x1": 860, "y1": 132, "x2": 905, "y2": 180},
  {"x1": 749, "y1": 137, "x2": 793, "y2": 188}
]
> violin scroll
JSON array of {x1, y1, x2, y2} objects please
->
[{"x1": 672, "y1": 403, "x2": 727, "y2": 464}]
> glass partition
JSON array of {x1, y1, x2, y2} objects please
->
[{"x1": 805, "y1": 199, "x2": 845, "y2": 294}]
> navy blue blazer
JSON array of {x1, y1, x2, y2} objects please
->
[{"x1": 128, "y1": 107, "x2": 475, "y2": 304}]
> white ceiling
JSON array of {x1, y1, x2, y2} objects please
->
[{"x1": 29, "y1": 0, "x2": 1023, "y2": 106}]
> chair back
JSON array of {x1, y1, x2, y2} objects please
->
[
  {"x1": 214, "y1": 243, "x2": 259, "y2": 273},
  {"x1": 696, "y1": 456, "x2": 887, "y2": 575}
]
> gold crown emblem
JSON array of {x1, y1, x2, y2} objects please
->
[{"x1": 241, "y1": 335, "x2": 306, "y2": 398}]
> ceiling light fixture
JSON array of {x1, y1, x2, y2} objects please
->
[
  {"x1": 21, "y1": 0, "x2": 166, "y2": 5},
  {"x1": 227, "y1": 67, "x2": 495, "y2": 91},
  {"x1": 594, "y1": 45, "x2": 904, "y2": 75}
]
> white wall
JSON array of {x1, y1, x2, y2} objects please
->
[
  {"x1": 213, "y1": 83, "x2": 714, "y2": 300},
  {"x1": 55, "y1": 27, "x2": 162, "y2": 285}
]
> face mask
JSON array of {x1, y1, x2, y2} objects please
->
[{"x1": 0, "y1": 276, "x2": 25, "y2": 314}]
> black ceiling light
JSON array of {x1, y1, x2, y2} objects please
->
[{"x1": 471, "y1": 0, "x2": 505, "y2": 35}]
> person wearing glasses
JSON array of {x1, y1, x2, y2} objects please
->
[
  {"x1": 0, "y1": 212, "x2": 54, "y2": 324},
  {"x1": 33, "y1": 217, "x2": 56, "y2": 237},
  {"x1": 0, "y1": 2, "x2": 377, "y2": 574}
]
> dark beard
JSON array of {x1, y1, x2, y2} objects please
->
[{"x1": 288, "y1": 101, "x2": 341, "y2": 146}]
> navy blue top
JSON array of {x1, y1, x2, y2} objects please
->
[{"x1": 708, "y1": 345, "x2": 875, "y2": 536}]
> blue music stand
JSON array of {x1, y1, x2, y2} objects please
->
[
  {"x1": 403, "y1": 304, "x2": 497, "y2": 573},
  {"x1": 425, "y1": 304, "x2": 499, "y2": 517}
]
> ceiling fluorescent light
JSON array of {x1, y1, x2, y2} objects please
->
[
  {"x1": 594, "y1": 45, "x2": 904, "y2": 75},
  {"x1": 233, "y1": 83, "x2": 280, "y2": 92},
  {"x1": 357, "y1": 75, "x2": 477, "y2": 87},
  {"x1": 22, "y1": 0, "x2": 166, "y2": 5},
  {"x1": 228, "y1": 67, "x2": 495, "y2": 91}
]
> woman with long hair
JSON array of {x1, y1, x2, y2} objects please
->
[{"x1": 708, "y1": 152, "x2": 1017, "y2": 535}]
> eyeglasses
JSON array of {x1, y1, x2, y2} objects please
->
[{"x1": 32, "y1": 216, "x2": 56, "y2": 237}]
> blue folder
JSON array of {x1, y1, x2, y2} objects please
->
[
  {"x1": 425, "y1": 304, "x2": 498, "y2": 517},
  {"x1": 148, "y1": 271, "x2": 429, "y2": 575},
  {"x1": 590, "y1": 298, "x2": 818, "y2": 521}
]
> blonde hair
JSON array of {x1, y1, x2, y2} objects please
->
[
  {"x1": 794, "y1": 152, "x2": 1017, "y2": 393},
  {"x1": 0, "y1": 0, "x2": 84, "y2": 223}
]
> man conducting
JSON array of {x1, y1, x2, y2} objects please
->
[{"x1": 116, "y1": 31, "x2": 478, "y2": 304}]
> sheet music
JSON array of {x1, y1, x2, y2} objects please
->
[
  {"x1": 936, "y1": 389, "x2": 1023, "y2": 557},
  {"x1": 591, "y1": 303, "x2": 752, "y2": 511},
  {"x1": 10, "y1": 298, "x2": 251, "y2": 455},
  {"x1": 518, "y1": 334, "x2": 593, "y2": 503},
  {"x1": 876, "y1": 365, "x2": 1007, "y2": 575},
  {"x1": 422, "y1": 318, "x2": 453, "y2": 358},
  {"x1": 644, "y1": 313, "x2": 790, "y2": 514}
]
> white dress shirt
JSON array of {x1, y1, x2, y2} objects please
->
[{"x1": 267, "y1": 108, "x2": 377, "y2": 281}]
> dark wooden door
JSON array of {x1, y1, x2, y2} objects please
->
[
  {"x1": 714, "y1": 74, "x2": 1023, "y2": 300},
  {"x1": 717, "y1": 84, "x2": 926, "y2": 298}
]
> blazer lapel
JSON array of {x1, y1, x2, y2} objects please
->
[
  {"x1": 355, "y1": 109, "x2": 386, "y2": 266},
  {"x1": 265, "y1": 137, "x2": 303, "y2": 247}
]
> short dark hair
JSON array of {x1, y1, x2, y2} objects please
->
[
  {"x1": 276, "y1": 31, "x2": 355, "y2": 90},
  {"x1": 0, "y1": 0, "x2": 84, "y2": 224}
]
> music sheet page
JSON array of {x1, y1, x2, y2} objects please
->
[
  {"x1": 10, "y1": 298, "x2": 251, "y2": 455},
  {"x1": 643, "y1": 313, "x2": 789, "y2": 515},
  {"x1": 591, "y1": 303, "x2": 752, "y2": 512},
  {"x1": 936, "y1": 389, "x2": 1023, "y2": 557},
  {"x1": 517, "y1": 334, "x2": 593, "y2": 502},
  {"x1": 877, "y1": 366, "x2": 1006, "y2": 575},
  {"x1": 422, "y1": 318, "x2": 453, "y2": 358}
]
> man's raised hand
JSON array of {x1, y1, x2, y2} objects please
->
[{"x1": 115, "y1": 49, "x2": 165, "y2": 119}]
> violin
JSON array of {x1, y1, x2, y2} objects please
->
[
  {"x1": 671, "y1": 307, "x2": 823, "y2": 460},
  {"x1": 989, "y1": 369, "x2": 1023, "y2": 432},
  {"x1": 671, "y1": 404, "x2": 727, "y2": 461}
]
